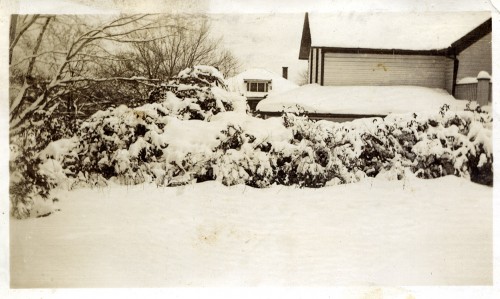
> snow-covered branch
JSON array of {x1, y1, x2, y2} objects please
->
[{"x1": 58, "y1": 76, "x2": 161, "y2": 85}]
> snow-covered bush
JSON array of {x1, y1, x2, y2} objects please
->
[
  {"x1": 212, "y1": 124, "x2": 274, "y2": 187},
  {"x1": 271, "y1": 112, "x2": 348, "y2": 187},
  {"x1": 10, "y1": 144, "x2": 53, "y2": 219},
  {"x1": 147, "y1": 65, "x2": 237, "y2": 120},
  {"x1": 385, "y1": 104, "x2": 493, "y2": 185},
  {"x1": 10, "y1": 111, "x2": 80, "y2": 218},
  {"x1": 275, "y1": 102, "x2": 492, "y2": 186},
  {"x1": 67, "y1": 66, "x2": 245, "y2": 185}
]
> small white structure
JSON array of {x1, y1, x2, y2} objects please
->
[{"x1": 226, "y1": 68, "x2": 298, "y2": 111}]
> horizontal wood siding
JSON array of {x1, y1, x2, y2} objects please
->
[
  {"x1": 323, "y1": 53, "x2": 449, "y2": 89},
  {"x1": 457, "y1": 32, "x2": 492, "y2": 80}
]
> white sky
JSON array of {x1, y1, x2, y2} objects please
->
[{"x1": 209, "y1": 13, "x2": 307, "y2": 82}]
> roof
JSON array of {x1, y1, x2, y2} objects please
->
[
  {"x1": 299, "y1": 12, "x2": 491, "y2": 59},
  {"x1": 226, "y1": 68, "x2": 299, "y2": 95},
  {"x1": 256, "y1": 84, "x2": 469, "y2": 115}
]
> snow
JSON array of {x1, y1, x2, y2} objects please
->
[
  {"x1": 211, "y1": 111, "x2": 292, "y2": 144},
  {"x1": 159, "y1": 117, "x2": 227, "y2": 155},
  {"x1": 457, "y1": 77, "x2": 478, "y2": 84},
  {"x1": 226, "y1": 68, "x2": 298, "y2": 95},
  {"x1": 177, "y1": 65, "x2": 225, "y2": 82},
  {"x1": 308, "y1": 12, "x2": 491, "y2": 50},
  {"x1": 37, "y1": 137, "x2": 79, "y2": 162},
  {"x1": 257, "y1": 84, "x2": 470, "y2": 115},
  {"x1": 459, "y1": 72, "x2": 492, "y2": 83},
  {"x1": 477, "y1": 71, "x2": 492, "y2": 80},
  {"x1": 9, "y1": 144, "x2": 20, "y2": 161},
  {"x1": 10, "y1": 175, "x2": 491, "y2": 287},
  {"x1": 210, "y1": 86, "x2": 247, "y2": 113}
]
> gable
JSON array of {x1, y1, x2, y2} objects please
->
[{"x1": 456, "y1": 32, "x2": 492, "y2": 80}]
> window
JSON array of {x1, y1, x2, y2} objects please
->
[{"x1": 245, "y1": 80, "x2": 271, "y2": 92}]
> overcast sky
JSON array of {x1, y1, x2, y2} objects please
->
[{"x1": 210, "y1": 13, "x2": 307, "y2": 83}]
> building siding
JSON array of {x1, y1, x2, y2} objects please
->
[
  {"x1": 322, "y1": 53, "x2": 450, "y2": 89},
  {"x1": 456, "y1": 32, "x2": 492, "y2": 80}
]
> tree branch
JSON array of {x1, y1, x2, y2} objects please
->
[
  {"x1": 26, "y1": 16, "x2": 53, "y2": 77},
  {"x1": 9, "y1": 14, "x2": 40, "y2": 64}
]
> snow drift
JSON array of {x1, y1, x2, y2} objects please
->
[
  {"x1": 256, "y1": 84, "x2": 471, "y2": 115},
  {"x1": 11, "y1": 175, "x2": 492, "y2": 287}
]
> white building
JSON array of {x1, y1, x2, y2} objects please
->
[{"x1": 226, "y1": 68, "x2": 298, "y2": 111}]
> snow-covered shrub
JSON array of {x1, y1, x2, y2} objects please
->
[
  {"x1": 77, "y1": 105, "x2": 164, "y2": 181},
  {"x1": 68, "y1": 66, "x2": 245, "y2": 185},
  {"x1": 10, "y1": 144, "x2": 53, "y2": 219},
  {"x1": 271, "y1": 112, "x2": 344, "y2": 187},
  {"x1": 147, "y1": 65, "x2": 237, "y2": 120},
  {"x1": 276, "y1": 103, "x2": 493, "y2": 186},
  {"x1": 38, "y1": 137, "x2": 80, "y2": 184},
  {"x1": 212, "y1": 124, "x2": 274, "y2": 187},
  {"x1": 372, "y1": 104, "x2": 492, "y2": 184},
  {"x1": 11, "y1": 66, "x2": 249, "y2": 218},
  {"x1": 10, "y1": 111, "x2": 79, "y2": 218}
]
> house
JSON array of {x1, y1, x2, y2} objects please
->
[
  {"x1": 256, "y1": 12, "x2": 492, "y2": 121},
  {"x1": 226, "y1": 68, "x2": 298, "y2": 111},
  {"x1": 299, "y1": 12, "x2": 491, "y2": 96}
]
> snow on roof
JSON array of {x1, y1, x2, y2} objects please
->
[
  {"x1": 308, "y1": 12, "x2": 491, "y2": 50},
  {"x1": 456, "y1": 77, "x2": 478, "y2": 84},
  {"x1": 477, "y1": 71, "x2": 491, "y2": 79},
  {"x1": 256, "y1": 84, "x2": 470, "y2": 115},
  {"x1": 226, "y1": 68, "x2": 298, "y2": 95}
]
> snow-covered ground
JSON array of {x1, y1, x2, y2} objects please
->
[
  {"x1": 257, "y1": 85, "x2": 471, "y2": 115},
  {"x1": 10, "y1": 175, "x2": 491, "y2": 287}
]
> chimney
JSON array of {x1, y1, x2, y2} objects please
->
[{"x1": 282, "y1": 67, "x2": 288, "y2": 79}]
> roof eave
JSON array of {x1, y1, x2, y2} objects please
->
[
  {"x1": 451, "y1": 18, "x2": 492, "y2": 55},
  {"x1": 319, "y1": 46, "x2": 451, "y2": 56}
]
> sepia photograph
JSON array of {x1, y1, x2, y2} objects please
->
[{"x1": 1, "y1": 0, "x2": 497, "y2": 297}]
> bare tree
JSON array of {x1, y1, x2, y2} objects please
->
[
  {"x1": 105, "y1": 16, "x2": 240, "y2": 80},
  {"x1": 9, "y1": 14, "x2": 167, "y2": 136},
  {"x1": 297, "y1": 67, "x2": 310, "y2": 86}
]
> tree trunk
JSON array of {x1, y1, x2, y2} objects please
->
[{"x1": 9, "y1": 15, "x2": 18, "y2": 64}]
